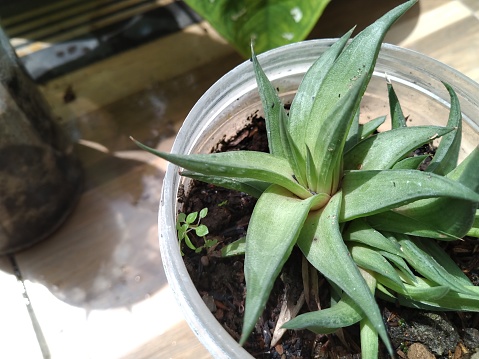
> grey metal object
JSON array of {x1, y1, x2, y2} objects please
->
[{"x1": 0, "y1": 27, "x2": 83, "y2": 254}]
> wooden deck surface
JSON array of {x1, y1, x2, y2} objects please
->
[{"x1": 1, "y1": 1, "x2": 478, "y2": 358}]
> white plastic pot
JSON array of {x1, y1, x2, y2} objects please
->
[{"x1": 159, "y1": 40, "x2": 479, "y2": 358}]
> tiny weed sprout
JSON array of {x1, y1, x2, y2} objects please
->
[
  {"x1": 176, "y1": 208, "x2": 216, "y2": 255},
  {"x1": 134, "y1": 0, "x2": 479, "y2": 356}
]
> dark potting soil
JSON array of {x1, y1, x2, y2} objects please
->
[{"x1": 179, "y1": 115, "x2": 479, "y2": 359}]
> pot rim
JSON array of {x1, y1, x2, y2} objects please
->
[{"x1": 159, "y1": 39, "x2": 479, "y2": 358}]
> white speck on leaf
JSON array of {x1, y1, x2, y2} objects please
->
[
  {"x1": 290, "y1": 7, "x2": 303, "y2": 23},
  {"x1": 282, "y1": 32, "x2": 294, "y2": 40}
]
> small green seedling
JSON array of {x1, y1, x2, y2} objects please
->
[{"x1": 176, "y1": 208, "x2": 217, "y2": 255}]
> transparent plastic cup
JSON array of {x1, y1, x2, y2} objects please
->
[{"x1": 159, "y1": 40, "x2": 479, "y2": 358}]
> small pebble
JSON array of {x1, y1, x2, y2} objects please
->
[
  {"x1": 407, "y1": 343, "x2": 435, "y2": 359},
  {"x1": 275, "y1": 344, "x2": 284, "y2": 355},
  {"x1": 201, "y1": 256, "x2": 209, "y2": 266},
  {"x1": 202, "y1": 293, "x2": 216, "y2": 312}
]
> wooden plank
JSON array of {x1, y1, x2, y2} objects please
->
[
  {"x1": 385, "y1": 1, "x2": 472, "y2": 48},
  {"x1": 11, "y1": 0, "x2": 172, "y2": 41},
  {"x1": 1, "y1": 0, "x2": 87, "y2": 27},
  {"x1": 10, "y1": 0, "x2": 175, "y2": 57},
  {"x1": 460, "y1": 0, "x2": 479, "y2": 11},
  {"x1": 6, "y1": 0, "x2": 117, "y2": 37},
  {"x1": 122, "y1": 321, "x2": 211, "y2": 359},
  {"x1": 39, "y1": 22, "x2": 235, "y2": 123}
]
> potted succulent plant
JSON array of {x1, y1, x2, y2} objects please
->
[{"x1": 134, "y1": 0, "x2": 479, "y2": 357}]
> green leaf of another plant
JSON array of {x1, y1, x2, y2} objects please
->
[
  {"x1": 195, "y1": 224, "x2": 209, "y2": 237},
  {"x1": 183, "y1": 0, "x2": 331, "y2": 57},
  {"x1": 199, "y1": 208, "x2": 208, "y2": 219},
  {"x1": 186, "y1": 212, "x2": 198, "y2": 224},
  {"x1": 184, "y1": 233, "x2": 196, "y2": 251},
  {"x1": 177, "y1": 213, "x2": 186, "y2": 224}
]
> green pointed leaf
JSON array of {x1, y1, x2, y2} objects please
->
[
  {"x1": 417, "y1": 285, "x2": 479, "y2": 311},
  {"x1": 305, "y1": 145, "x2": 319, "y2": 192},
  {"x1": 343, "y1": 126, "x2": 452, "y2": 171},
  {"x1": 359, "y1": 270, "x2": 379, "y2": 359},
  {"x1": 447, "y1": 145, "x2": 479, "y2": 193},
  {"x1": 182, "y1": 171, "x2": 270, "y2": 198},
  {"x1": 467, "y1": 210, "x2": 479, "y2": 237},
  {"x1": 288, "y1": 28, "x2": 353, "y2": 143},
  {"x1": 278, "y1": 86, "x2": 308, "y2": 186},
  {"x1": 283, "y1": 291, "x2": 363, "y2": 334},
  {"x1": 367, "y1": 147, "x2": 479, "y2": 239},
  {"x1": 394, "y1": 234, "x2": 474, "y2": 295},
  {"x1": 412, "y1": 238, "x2": 472, "y2": 287},
  {"x1": 184, "y1": 0, "x2": 331, "y2": 58},
  {"x1": 344, "y1": 110, "x2": 360, "y2": 153},
  {"x1": 378, "y1": 250, "x2": 416, "y2": 284},
  {"x1": 343, "y1": 219, "x2": 402, "y2": 255},
  {"x1": 132, "y1": 139, "x2": 312, "y2": 199},
  {"x1": 360, "y1": 318, "x2": 379, "y2": 359},
  {"x1": 349, "y1": 244, "x2": 404, "y2": 288},
  {"x1": 251, "y1": 46, "x2": 289, "y2": 160},
  {"x1": 240, "y1": 185, "x2": 326, "y2": 345},
  {"x1": 221, "y1": 237, "x2": 246, "y2": 257},
  {"x1": 368, "y1": 198, "x2": 476, "y2": 240},
  {"x1": 380, "y1": 277, "x2": 479, "y2": 312},
  {"x1": 300, "y1": 0, "x2": 417, "y2": 180},
  {"x1": 312, "y1": 74, "x2": 367, "y2": 194},
  {"x1": 341, "y1": 169, "x2": 479, "y2": 221},
  {"x1": 426, "y1": 82, "x2": 462, "y2": 175},
  {"x1": 296, "y1": 192, "x2": 393, "y2": 354},
  {"x1": 392, "y1": 155, "x2": 429, "y2": 170},
  {"x1": 359, "y1": 115, "x2": 386, "y2": 139},
  {"x1": 376, "y1": 274, "x2": 450, "y2": 301},
  {"x1": 387, "y1": 81, "x2": 407, "y2": 129}
]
